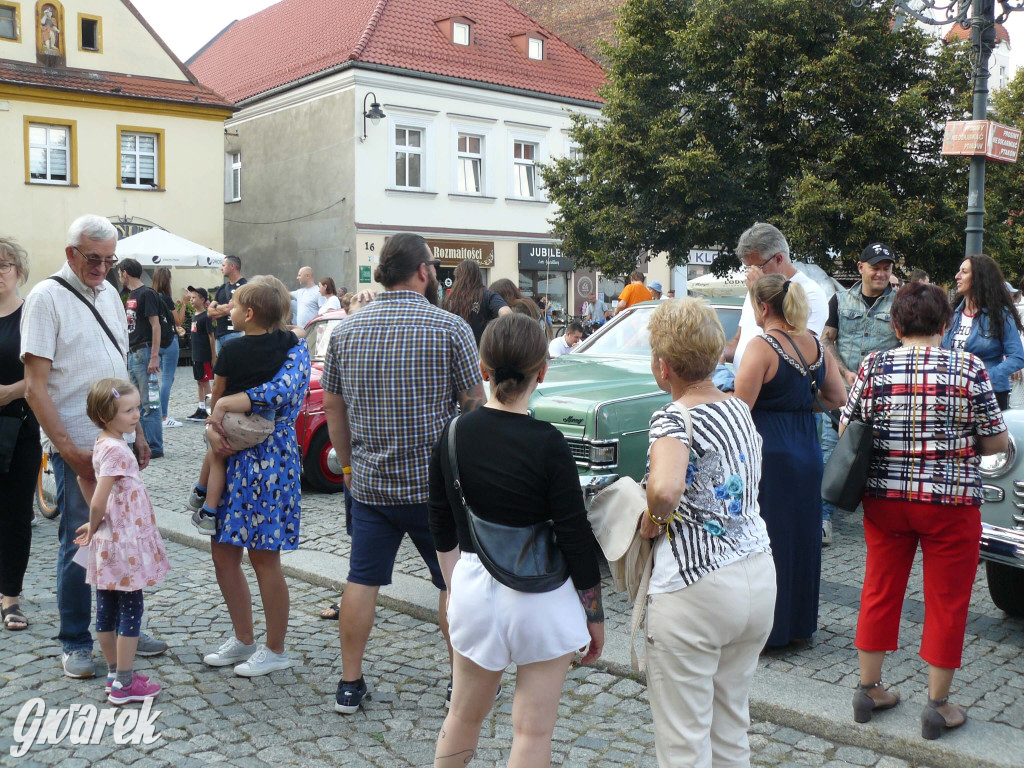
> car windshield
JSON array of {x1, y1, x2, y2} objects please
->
[
  {"x1": 577, "y1": 302, "x2": 741, "y2": 357},
  {"x1": 305, "y1": 318, "x2": 343, "y2": 361}
]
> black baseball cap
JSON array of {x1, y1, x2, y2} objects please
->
[
  {"x1": 860, "y1": 243, "x2": 895, "y2": 265},
  {"x1": 186, "y1": 285, "x2": 208, "y2": 301}
]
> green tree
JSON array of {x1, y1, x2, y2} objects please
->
[
  {"x1": 984, "y1": 73, "x2": 1024, "y2": 283},
  {"x1": 543, "y1": 0, "x2": 972, "y2": 279}
]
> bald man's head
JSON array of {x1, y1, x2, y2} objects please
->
[{"x1": 297, "y1": 266, "x2": 314, "y2": 288}]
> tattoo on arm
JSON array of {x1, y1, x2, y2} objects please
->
[
  {"x1": 577, "y1": 585, "x2": 604, "y2": 623},
  {"x1": 457, "y1": 383, "x2": 486, "y2": 413},
  {"x1": 821, "y1": 329, "x2": 850, "y2": 376}
]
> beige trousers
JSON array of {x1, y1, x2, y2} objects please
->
[{"x1": 645, "y1": 552, "x2": 777, "y2": 768}]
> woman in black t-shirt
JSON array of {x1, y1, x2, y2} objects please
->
[
  {"x1": 443, "y1": 259, "x2": 511, "y2": 344},
  {"x1": 0, "y1": 237, "x2": 40, "y2": 631},
  {"x1": 152, "y1": 268, "x2": 183, "y2": 427}
]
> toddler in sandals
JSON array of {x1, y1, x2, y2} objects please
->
[{"x1": 76, "y1": 378, "x2": 170, "y2": 705}]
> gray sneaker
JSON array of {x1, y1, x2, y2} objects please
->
[
  {"x1": 62, "y1": 649, "x2": 96, "y2": 678},
  {"x1": 187, "y1": 485, "x2": 206, "y2": 512},
  {"x1": 191, "y1": 508, "x2": 216, "y2": 535},
  {"x1": 204, "y1": 636, "x2": 257, "y2": 667},
  {"x1": 136, "y1": 632, "x2": 168, "y2": 657}
]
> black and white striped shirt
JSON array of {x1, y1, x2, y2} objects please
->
[{"x1": 646, "y1": 399, "x2": 772, "y2": 593}]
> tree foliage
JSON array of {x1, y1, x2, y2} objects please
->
[
  {"x1": 985, "y1": 73, "x2": 1024, "y2": 283},
  {"x1": 543, "y1": 0, "x2": 972, "y2": 279}
]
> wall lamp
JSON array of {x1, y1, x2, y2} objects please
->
[{"x1": 362, "y1": 92, "x2": 386, "y2": 142}]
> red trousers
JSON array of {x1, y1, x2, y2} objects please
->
[{"x1": 855, "y1": 497, "x2": 981, "y2": 669}]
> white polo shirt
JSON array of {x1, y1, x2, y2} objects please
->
[
  {"x1": 734, "y1": 269, "x2": 828, "y2": 370},
  {"x1": 21, "y1": 262, "x2": 129, "y2": 452}
]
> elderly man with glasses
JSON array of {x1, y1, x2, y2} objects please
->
[{"x1": 22, "y1": 214, "x2": 167, "y2": 680}]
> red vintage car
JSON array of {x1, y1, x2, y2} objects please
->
[{"x1": 297, "y1": 309, "x2": 348, "y2": 493}]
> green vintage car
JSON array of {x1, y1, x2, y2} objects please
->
[
  {"x1": 978, "y1": 417, "x2": 1024, "y2": 617},
  {"x1": 529, "y1": 298, "x2": 742, "y2": 499}
]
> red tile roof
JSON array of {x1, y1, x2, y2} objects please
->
[
  {"x1": 0, "y1": 60, "x2": 233, "y2": 109},
  {"x1": 187, "y1": 0, "x2": 605, "y2": 105},
  {"x1": 945, "y1": 22, "x2": 1010, "y2": 45}
]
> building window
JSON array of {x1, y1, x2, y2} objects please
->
[
  {"x1": 457, "y1": 134, "x2": 482, "y2": 194},
  {"x1": 229, "y1": 151, "x2": 241, "y2": 201},
  {"x1": 0, "y1": 3, "x2": 19, "y2": 41},
  {"x1": 528, "y1": 37, "x2": 543, "y2": 60},
  {"x1": 513, "y1": 141, "x2": 538, "y2": 198},
  {"x1": 118, "y1": 127, "x2": 163, "y2": 188},
  {"x1": 1000, "y1": 65, "x2": 1007, "y2": 89},
  {"x1": 78, "y1": 14, "x2": 100, "y2": 52},
  {"x1": 28, "y1": 122, "x2": 71, "y2": 184},
  {"x1": 395, "y1": 126, "x2": 423, "y2": 189},
  {"x1": 453, "y1": 21, "x2": 470, "y2": 46}
]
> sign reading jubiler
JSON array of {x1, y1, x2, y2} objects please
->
[
  {"x1": 518, "y1": 243, "x2": 574, "y2": 271},
  {"x1": 942, "y1": 120, "x2": 1021, "y2": 163}
]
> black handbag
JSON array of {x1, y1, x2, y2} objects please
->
[
  {"x1": 0, "y1": 412, "x2": 25, "y2": 474},
  {"x1": 445, "y1": 415, "x2": 569, "y2": 593}
]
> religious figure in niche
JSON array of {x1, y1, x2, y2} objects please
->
[{"x1": 40, "y1": 5, "x2": 59, "y2": 54}]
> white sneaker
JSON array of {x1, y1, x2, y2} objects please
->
[
  {"x1": 233, "y1": 644, "x2": 295, "y2": 677},
  {"x1": 163, "y1": 416, "x2": 183, "y2": 428},
  {"x1": 203, "y1": 637, "x2": 257, "y2": 667},
  {"x1": 822, "y1": 520, "x2": 834, "y2": 547}
]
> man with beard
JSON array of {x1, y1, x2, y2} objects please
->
[{"x1": 321, "y1": 233, "x2": 484, "y2": 714}]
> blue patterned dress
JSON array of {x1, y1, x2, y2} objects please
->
[{"x1": 214, "y1": 339, "x2": 311, "y2": 551}]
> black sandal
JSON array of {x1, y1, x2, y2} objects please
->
[
  {"x1": 2, "y1": 604, "x2": 28, "y2": 631},
  {"x1": 319, "y1": 603, "x2": 340, "y2": 621}
]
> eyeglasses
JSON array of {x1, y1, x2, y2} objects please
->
[
  {"x1": 424, "y1": 259, "x2": 441, "y2": 268},
  {"x1": 747, "y1": 253, "x2": 778, "y2": 268},
  {"x1": 72, "y1": 246, "x2": 118, "y2": 268},
  {"x1": 0, "y1": 263, "x2": 16, "y2": 275}
]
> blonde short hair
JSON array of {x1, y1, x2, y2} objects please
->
[
  {"x1": 0, "y1": 236, "x2": 29, "y2": 286},
  {"x1": 648, "y1": 298, "x2": 724, "y2": 382},
  {"x1": 86, "y1": 378, "x2": 137, "y2": 428},
  {"x1": 749, "y1": 274, "x2": 808, "y2": 334},
  {"x1": 247, "y1": 274, "x2": 292, "y2": 329}
]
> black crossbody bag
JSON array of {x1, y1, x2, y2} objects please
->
[{"x1": 445, "y1": 415, "x2": 569, "y2": 593}]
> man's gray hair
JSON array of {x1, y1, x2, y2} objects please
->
[
  {"x1": 66, "y1": 215, "x2": 117, "y2": 248},
  {"x1": 736, "y1": 222, "x2": 790, "y2": 263}
]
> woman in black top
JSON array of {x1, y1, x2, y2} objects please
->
[
  {"x1": 429, "y1": 313, "x2": 603, "y2": 768},
  {"x1": 152, "y1": 268, "x2": 183, "y2": 427},
  {"x1": 443, "y1": 259, "x2": 511, "y2": 344},
  {"x1": 0, "y1": 237, "x2": 41, "y2": 631}
]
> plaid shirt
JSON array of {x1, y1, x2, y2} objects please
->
[
  {"x1": 321, "y1": 290, "x2": 481, "y2": 506},
  {"x1": 840, "y1": 346, "x2": 1005, "y2": 505}
]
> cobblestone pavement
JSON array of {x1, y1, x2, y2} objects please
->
[
  {"x1": 2, "y1": 374, "x2": 1020, "y2": 766},
  {"x1": 3, "y1": 524, "x2": 940, "y2": 768}
]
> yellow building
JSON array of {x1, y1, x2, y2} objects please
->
[{"x1": 0, "y1": 0, "x2": 233, "y2": 289}]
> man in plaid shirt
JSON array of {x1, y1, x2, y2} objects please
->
[{"x1": 322, "y1": 233, "x2": 484, "y2": 714}]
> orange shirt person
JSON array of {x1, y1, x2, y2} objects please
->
[{"x1": 615, "y1": 271, "x2": 654, "y2": 314}]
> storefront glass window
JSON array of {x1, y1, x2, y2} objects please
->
[
  {"x1": 519, "y1": 270, "x2": 568, "y2": 316},
  {"x1": 599, "y1": 276, "x2": 626, "y2": 305}
]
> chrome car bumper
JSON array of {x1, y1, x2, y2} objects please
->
[
  {"x1": 579, "y1": 474, "x2": 619, "y2": 510},
  {"x1": 980, "y1": 522, "x2": 1024, "y2": 568}
]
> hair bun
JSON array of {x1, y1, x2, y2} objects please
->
[{"x1": 494, "y1": 364, "x2": 524, "y2": 384}]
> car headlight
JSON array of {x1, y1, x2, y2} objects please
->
[
  {"x1": 979, "y1": 435, "x2": 1016, "y2": 479},
  {"x1": 588, "y1": 440, "x2": 618, "y2": 466}
]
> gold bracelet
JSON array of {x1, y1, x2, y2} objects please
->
[
  {"x1": 647, "y1": 507, "x2": 669, "y2": 526},
  {"x1": 342, "y1": 465, "x2": 352, "y2": 475}
]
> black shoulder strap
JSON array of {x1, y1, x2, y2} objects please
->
[
  {"x1": 445, "y1": 415, "x2": 472, "y2": 515},
  {"x1": 47, "y1": 276, "x2": 124, "y2": 358}
]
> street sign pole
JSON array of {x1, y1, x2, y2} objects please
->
[{"x1": 966, "y1": 0, "x2": 996, "y2": 256}]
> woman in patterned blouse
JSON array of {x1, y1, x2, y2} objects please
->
[
  {"x1": 842, "y1": 282, "x2": 1007, "y2": 740},
  {"x1": 639, "y1": 298, "x2": 776, "y2": 767}
]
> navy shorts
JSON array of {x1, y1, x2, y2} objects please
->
[{"x1": 348, "y1": 499, "x2": 445, "y2": 589}]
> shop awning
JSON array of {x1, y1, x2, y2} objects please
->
[{"x1": 115, "y1": 227, "x2": 225, "y2": 268}]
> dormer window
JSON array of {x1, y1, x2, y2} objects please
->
[
  {"x1": 453, "y1": 21, "x2": 470, "y2": 46},
  {"x1": 528, "y1": 37, "x2": 543, "y2": 60},
  {"x1": 510, "y1": 31, "x2": 548, "y2": 61}
]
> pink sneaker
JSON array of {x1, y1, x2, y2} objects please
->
[
  {"x1": 105, "y1": 672, "x2": 149, "y2": 694},
  {"x1": 108, "y1": 673, "x2": 162, "y2": 705}
]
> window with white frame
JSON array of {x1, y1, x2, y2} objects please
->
[
  {"x1": 28, "y1": 123, "x2": 70, "y2": 184},
  {"x1": 120, "y1": 132, "x2": 158, "y2": 187},
  {"x1": 453, "y1": 21, "x2": 470, "y2": 46},
  {"x1": 394, "y1": 126, "x2": 423, "y2": 189},
  {"x1": 457, "y1": 134, "x2": 483, "y2": 194},
  {"x1": 229, "y1": 151, "x2": 241, "y2": 201},
  {"x1": 528, "y1": 37, "x2": 543, "y2": 60},
  {"x1": 513, "y1": 140, "x2": 539, "y2": 198}
]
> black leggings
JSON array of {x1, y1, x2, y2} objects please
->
[
  {"x1": 0, "y1": 417, "x2": 41, "y2": 597},
  {"x1": 996, "y1": 390, "x2": 1010, "y2": 411}
]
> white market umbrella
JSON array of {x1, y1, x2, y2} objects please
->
[
  {"x1": 116, "y1": 227, "x2": 225, "y2": 268},
  {"x1": 687, "y1": 268, "x2": 748, "y2": 298}
]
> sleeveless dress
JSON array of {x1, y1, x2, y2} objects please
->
[
  {"x1": 85, "y1": 438, "x2": 170, "y2": 592},
  {"x1": 750, "y1": 333, "x2": 824, "y2": 647}
]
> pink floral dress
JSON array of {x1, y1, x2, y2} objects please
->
[{"x1": 85, "y1": 438, "x2": 170, "y2": 591}]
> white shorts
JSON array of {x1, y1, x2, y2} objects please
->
[{"x1": 448, "y1": 553, "x2": 590, "y2": 671}]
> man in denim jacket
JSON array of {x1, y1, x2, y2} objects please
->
[{"x1": 819, "y1": 243, "x2": 901, "y2": 545}]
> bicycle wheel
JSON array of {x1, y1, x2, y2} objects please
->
[{"x1": 35, "y1": 455, "x2": 59, "y2": 519}]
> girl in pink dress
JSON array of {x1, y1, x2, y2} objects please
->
[{"x1": 75, "y1": 378, "x2": 170, "y2": 706}]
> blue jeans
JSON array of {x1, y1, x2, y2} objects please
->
[
  {"x1": 158, "y1": 335, "x2": 179, "y2": 419},
  {"x1": 128, "y1": 347, "x2": 164, "y2": 455},
  {"x1": 215, "y1": 331, "x2": 243, "y2": 355},
  {"x1": 53, "y1": 453, "x2": 93, "y2": 652},
  {"x1": 819, "y1": 412, "x2": 839, "y2": 522}
]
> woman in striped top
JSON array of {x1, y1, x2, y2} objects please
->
[{"x1": 639, "y1": 298, "x2": 776, "y2": 767}]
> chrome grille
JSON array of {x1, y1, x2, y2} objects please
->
[{"x1": 566, "y1": 439, "x2": 589, "y2": 462}]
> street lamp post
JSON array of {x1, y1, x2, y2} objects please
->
[{"x1": 854, "y1": 0, "x2": 1024, "y2": 256}]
